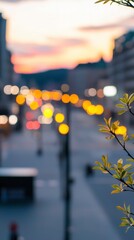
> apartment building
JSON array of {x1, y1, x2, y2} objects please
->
[
  {"x1": 68, "y1": 58, "x2": 109, "y2": 100},
  {"x1": 109, "y1": 31, "x2": 134, "y2": 97}
]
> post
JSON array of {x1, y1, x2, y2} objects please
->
[
  {"x1": 0, "y1": 130, "x2": 3, "y2": 167},
  {"x1": 64, "y1": 101, "x2": 71, "y2": 240}
]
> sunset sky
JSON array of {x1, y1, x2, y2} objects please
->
[{"x1": 0, "y1": 0, "x2": 134, "y2": 73}]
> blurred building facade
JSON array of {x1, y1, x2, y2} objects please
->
[
  {"x1": 68, "y1": 58, "x2": 109, "y2": 103},
  {"x1": 0, "y1": 13, "x2": 14, "y2": 110},
  {"x1": 0, "y1": 13, "x2": 7, "y2": 88},
  {"x1": 108, "y1": 31, "x2": 134, "y2": 97}
]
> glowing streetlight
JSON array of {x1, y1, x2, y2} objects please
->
[{"x1": 103, "y1": 86, "x2": 117, "y2": 97}]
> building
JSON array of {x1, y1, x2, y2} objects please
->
[
  {"x1": 0, "y1": 13, "x2": 15, "y2": 118},
  {"x1": 108, "y1": 31, "x2": 134, "y2": 97},
  {"x1": 107, "y1": 31, "x2": 134, "y2": 124},
  {"x1": 0, "y1": 13, "x2": 7, "y2": 88},
  {"x1": 68, "y1": 58, "x2": 109, "y2": 102}
]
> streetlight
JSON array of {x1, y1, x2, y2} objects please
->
[
  {"x1": 103, "y1": 85, "x2": 117, "y2": 97},
  {"x1": 103, "y1": 85, "x2": 117, "y2": 118}
]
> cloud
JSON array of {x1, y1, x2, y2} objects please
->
[
  {"x1": 0, "y1": 0, "x2": 44, "y2": 2},
  {"x1": 79, "y1": 15, "x2": 134, "y2": 32},
  {"x1": 46, "y1": 37, "x2": 88, "y2": 47},
  {"x1": 8, "y1": 42, "x2": 61, "y2": 56},
  {"x1": 8, "y1": 37, "x2": 88, "y2": 56}
]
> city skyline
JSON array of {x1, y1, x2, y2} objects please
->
[{"x1": 0, "y1": 0, "x2": 134, "y2": 73}]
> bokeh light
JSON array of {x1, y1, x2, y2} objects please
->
[
  {"x1": 11, "y1": 86, "x2": 19, "y2": 95},
  {"x1": 26, "y1": 121, "x2": 40, "y2": 130},
  {"x1": 58, "y1": 123, "x2": 69, "y2": 135},
  {"x1": 9, "y1": 115, "x2": 18, "y2": 125},
  {"x1": 55, "y1": 113, "x2": 65, "y2": 123},
  {"x1": 42, "y1": 91, "x2": 51, "y2": 101},
  {"x1": 82, "y1": 100, "x2": 91, "y2": 111},
  {"x1": 20, "y1": 86, "x2": 30, "y2": 95},
  {"x1": 38, "y1": 115, "x2": 53, "y2": 124},
  {"x1": 51, "y1": 91, "x2": 62, "y2": 101},
  {"x1": 16, "y1": 94, "x2": 25, "y2": 105},
  {"x1": 95, "y1": 105, "x2": 104, "y2": 115},
  {"x1": 61, "y1": 94, "x2": 70, "y2": 104},
  {"x1": 115, "y1": 126, "x2": 127, "y2": 135},
  {"x1": 103, "y1": 86, "x2": 117, "y2": 97},
  {"x1": 88, "y1": 88, "x2": 97, "y2": 97},
  {"x1": 61, "y1": 84, "x2": 70, "y2": 93},
  {"x1": 70, "y1": 94, "x2": 79, "y2": 104},
  {"x1": 86, "y1": 105, "x2": 96, "y2": 115},
  {"x1": 97, "y1": 89, "x2": 104, "y2": 98},
  {"x1": 3, "y1": 85, "x2": 12, "y2": 95},
  {"x1": 26, "y1": 94, "x2": 35, "y2": 105},
  {"x1": 29, "y1": 101, "x2": 39, "y2": 110},
  {"x1": 0, "y1": 115, "x2": 8, "y2": 124},
  {"x1": 33, "y1": 89, "x2": 42, "y2": 99},
  {"x1": 43, "y1": 108, "x2": 53, "y2": 118}
]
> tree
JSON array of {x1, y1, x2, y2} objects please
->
[
  {"x1": 94, "y1": 93, "x2": 134, "y2": 231},
  {"x1": 94, "y1": 0, "x2": 134, "y2": 232},
  {"x1": 96, "y1": 0, "x2": 134, "y2": 8}
]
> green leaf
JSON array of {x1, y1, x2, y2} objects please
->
[
  {"x1": 116, "y1": 206, "x2": 125, "y2": 211},
  {"x1": 118, "y1": 110, "x2": 127, "y2": 115},
  {"x1": 105, "y1": 135, "x2": 114, "y2": 140},
  {"x1": 123, "y1": 93, "x2": 129, "y2": 102},
  {"x1": 111, "y1": 189, "x2": 120, "y2": 194},
  {"x1": 116, "y1": 103, "x2": 125, "y2": 108},
  {"x1": 123, "y1": 164, "x2": 132, "y2": 170},
  {"x1": 119, "y1": 98, "x2": 127, "y2": 104},
  {"x1": 128, "y1": 94, "x2": 134, "y2": 105}
]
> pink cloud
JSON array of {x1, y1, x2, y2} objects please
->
[
  {"x1": 8, "y1": 37, "x2": 89, "y2": 57},
  {"x1": 79, "y1": 15, "x2": 134, "y2": 32}
]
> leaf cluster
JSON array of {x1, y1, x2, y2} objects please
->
[
  {"x1": 94, "y1": 156, "x2": 134, "y2": 192},
  {"x1": 94, "y1": 94, "x2": 134, "y2": 231},
  {"x1": 95, "y1": 0, "x2": 134, "y2": 8},
  {"x1": 117, "y1": 204, "x2": 134, "y2": 231},
  {"x1": 116, "y1": 93, "x2": 134, "y2": 116}
]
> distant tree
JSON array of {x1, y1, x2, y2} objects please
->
[{"x1": 95, "y1": 0, "x2": 134, "y2": 8}]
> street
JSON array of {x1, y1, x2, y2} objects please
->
[{"x1": 0, "y1": 109, "x2": 133, "y2": 240}]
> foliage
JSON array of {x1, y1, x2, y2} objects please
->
[
  {"x1": 95, "y1": 0, "x2": 134, "y2": 8},
  {"x1": 93, "y1": 93, "x2": 134, "y2": 231}
]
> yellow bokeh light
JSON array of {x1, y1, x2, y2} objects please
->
[
  {"x1": 30, "y1": 101, "x2": 39, "y2": 110},
  {"x1": 16, "y1": 94, "x2": 25, "y2": 105},
  {"x1": 58, "y1": 123, "x2": 69, "y2": 135},
  {"x1": 42, "y1": 91, "x2": 51, "y2": 101},
  {"x1": 55, "y1": 113, "x2": 65, "y2": 123},
  {"x1": 87, "y1": 105, "x2": 96, "y2": 115},
  {"x1": 43, "y1": 108, "x2": 53, "y2": 118},
  {"x1": 61, "y1": 94, "x2": 70, "y2": 104},
  {"x1": 82, "y1": 100, "x2": 91, "y2": 110},
  {"x1": 51, "y1": 91, "x2": 62, "y2": 101},
  {"x1": 95, "y1": 105, "x2": 104, "y2": 115},
  {"x1": 33, "y1": 89, "x2": 42, "y2": 99},
  {"x1": 115, "y1": 126, "x2": 127, "y2": 135},
  {"x1": 70, "y1": 94, "x2": 79, "y2": 104}
]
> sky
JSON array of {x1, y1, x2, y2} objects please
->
[{"x1": 0, "y1": 0, "x2": 134, "y2": 74}]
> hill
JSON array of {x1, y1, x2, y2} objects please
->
[{"x1": 20, "y1": 68, "x2": 69, "y2": 90}]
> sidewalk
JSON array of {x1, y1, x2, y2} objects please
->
[{"x1": 0, "y1": 118, "x2": 122, "y2": 240}]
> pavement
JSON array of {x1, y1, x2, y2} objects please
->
[{"x1": 0, "y1": 110, "x2": 123, "y2": 240}]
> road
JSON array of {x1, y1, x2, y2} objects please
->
[
  {"x1": 71, "y1": 110, "x2": 134, "y2": 240},
  {"x1": 0, "y1": 109, "x2": 133, "y2": 240}
]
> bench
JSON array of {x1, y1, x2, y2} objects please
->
[{"x1": 0, "y1": 168, "x2": 38, "y2": 202}]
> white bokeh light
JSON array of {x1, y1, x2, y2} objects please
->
[{"x1": 103, "y1": 86, "x2": 117, "y2": 97}]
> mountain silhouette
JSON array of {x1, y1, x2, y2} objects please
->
[{"x1": 21, "y1": 68, "x2": 69, "y2": 90}]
